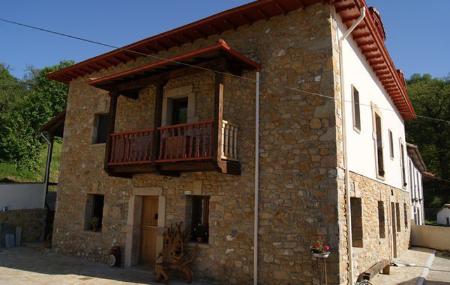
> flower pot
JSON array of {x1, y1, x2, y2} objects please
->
[{"x1": 312, "y1": 252, "x2": 330, "y2": 258}]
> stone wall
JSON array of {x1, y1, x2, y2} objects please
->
[
  {"x1": 0, "y1": 209, "x2": 47, "y2": 243},
  {"x1": 51, "y1": 2, "x2": 393, "y2": 285},
  {"x1": 348, "y1": 172, "x2": 411, "y2": 280}
]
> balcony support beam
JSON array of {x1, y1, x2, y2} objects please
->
[
  {"x1": 213, "y1": 72, "x2": 224, "y2": 168},
  {"x1": 153, "y1": 80, "x2": 168, "y2": 164},
  {"x1": 104, "y1": 91, "x2": 119, "y2": 174}
]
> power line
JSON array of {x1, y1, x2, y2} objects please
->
[{"x1": 0, "y1": 16, "x2": 449, "y2": 125}]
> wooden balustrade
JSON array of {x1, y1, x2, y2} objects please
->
[
  {"x1": 157, "y1": 120, "x2": 214, "y2": 162},
  {"x1": 221, "y1": 120, "x2": 238, "y2": 161},
  {"x1": 109, "y1": 129, "x2": 155, "y2": 166},
  {"x1": 108, "y1": 120, "x2": 237, "y2": 169}
]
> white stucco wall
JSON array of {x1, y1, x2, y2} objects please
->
[
  {"x1": 336, "y1": 15, "x2": 407, "y2": 190},
  {"x1": 437, "y1": 208, "x2": 450, "y2": 226},
  {"x1": 0, "y1": 183, "x2": 46, "y2": 210}
]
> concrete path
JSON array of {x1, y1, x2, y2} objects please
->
[
  {"x1": 0, "y1": 246, "x2": 213, "y2": 285},
  {"x1": 371, "y1": 247, "x2": 450, "y2": 285},
  {"x1": 427, "y1": 251, "x2": 450, "y2": 285}
]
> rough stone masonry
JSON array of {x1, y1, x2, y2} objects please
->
[{"x1": 52, "y1": 3, "x2": 410, "y2": 285}]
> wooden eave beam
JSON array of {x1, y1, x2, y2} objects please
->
[
  {"x1": 256, "y1": 8, "x2": 270, "y2": 20},
  {"x1": 335, "y1": 3, "x2": 356, "y2": 13}
]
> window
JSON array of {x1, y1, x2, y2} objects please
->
[
  {"x1": 186, "y1": 196, "x2": 210, "y2": 243},
  {"x1": 389, "y1": 130, "x2": 394, "y2": 159},
  {"x1": 352, "y1": 87, "x2": 361, "y2": 131},
  {"x1": 350, "y1": 197, "x2": 363, "y2": 247},
  {"x1": 171, "y1": 97, "x2": 188, "y2": 125},
  {"x1": 85, "y1": 194, "x2": 104, "y2": 232},
  {"x1": 93, "y1": 114, "x2": 110, "y2": 144},
  {"x1": 396, "y1": 203, "x2": 401, "y2": 232},
  {"x1": 374, "y1": 113, "x2": 384, "y2": 177},
  {"x1": 378, "y1": 201, "x2": 386, "y2": 238},
  {"x1": 400, "y1": 143, "x2": 407, "y2": 187},
  {"x1": 404, "y1": 203, "x2": 408, "y2": 228}
]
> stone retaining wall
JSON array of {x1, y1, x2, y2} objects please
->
[{"x1": 0, "y1": 209, "x2": 47, "y2": 243}]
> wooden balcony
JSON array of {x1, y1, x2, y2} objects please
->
[{"x1": 106, "y1": 120, "x2": 240, "y2": 175}]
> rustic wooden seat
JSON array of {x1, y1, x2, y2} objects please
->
[
  {"x1": 357, "y1": 259, "x2": 391, "y2": 282},
  {"x1": 155, "y1": 222, "x2": 197, "y2": 284}
]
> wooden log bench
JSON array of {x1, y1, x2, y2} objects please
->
[{"x1": 357, "y1": 259, "x2": 391, "y2": 282}]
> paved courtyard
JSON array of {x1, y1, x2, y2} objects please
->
[
  {"x1": 0, "y1": 245, "x2": 449, "y2": 284},
  {"x1": 371, "y1": 247, "x2": 450, "y2": 285},
  {"x1": 0, "y1": 246, "x2": 213, "y2": 285}
]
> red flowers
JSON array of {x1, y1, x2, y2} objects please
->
[{"x1": 310, "y1": 240, "x2": 331, "y2": 254}]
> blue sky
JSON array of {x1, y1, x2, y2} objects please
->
[{"x1": 0, "y1": 0, "x2": 448, "y2": 79}]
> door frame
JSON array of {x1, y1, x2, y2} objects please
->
[{"x1": 124, "y1": 187, "x2": 165, "y2": 268}]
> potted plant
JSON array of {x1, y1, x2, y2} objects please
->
[
  {"x1": 91, "y1": 217, "x2": 100, "y2": 232},
  {"x1": 310, "y1": 240, "x2": 331, "y2": 258},
  {"x1": 193, "y1": 224, "x2": 208, "y2": 243}
]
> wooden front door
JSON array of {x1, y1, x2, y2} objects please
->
[
  {"x1": 391, "y1": 202, "x2": 398, "y2": 258},
  {"x1": 140, "y1": 196, "x2": 159, "y2": 265}
]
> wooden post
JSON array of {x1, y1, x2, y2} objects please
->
[
  {"x1": 213, "y1": 73, "x2": 224, "y2": 163},
  {"x1": 153, "y1": 81, "x2": 166, "y2": 162},
  {"x1": 104, "y1": 91, "x2": 118, "y2": 173}
]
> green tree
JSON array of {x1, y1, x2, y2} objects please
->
[
  {"x1": 406, "y1": 74, "x2": 450, "y2": 179},
  {"x1": 0, "y1": 61, "x2": 73, "y2": 169}
]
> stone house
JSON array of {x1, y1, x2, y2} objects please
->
[
  {"x1": 48, "y1": 0, "x2": 416, "y2": 284},
  {"x1": 406, "y1": 143, "x2": 426, "y2": 225}
]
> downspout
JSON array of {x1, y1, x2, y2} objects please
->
[
  {"x1": 337, "y1": 7, "x2": 366, "y2": 285},
  {"x1": 254, "y1": 71, "x2": 260, "y2": 285},
  {"x1": 41, "y1": 131, "x2": 53, "y2": 209}
]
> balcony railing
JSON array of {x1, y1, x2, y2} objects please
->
[
  {"x1": 157, "y1": 120, "x2": 214, "y2": 162},
  {"x1": 107, "y1": 120, "x2": 238, "y2": 171},
  {"x1": 109, "y1": 129, "x2": 154, "y2": 166},
  {"x1": 221, "y1": 120, "x2": 238, "y2": 161}
]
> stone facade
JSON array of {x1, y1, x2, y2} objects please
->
[
  {"x1": 0, "y1": 209, "x2": 47, "y2": 243},
  {"x1": 52, "y1": 3, "x2": 410, "y2": 285}
]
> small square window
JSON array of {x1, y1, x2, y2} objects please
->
[
  {"x1": 186, "y1": 196, "x2": 209, "y2": 243},
  {"x1": 85, "y1": 194, "x2": 104, "y2": 232},
  {"x1": 93, "y1": 114, "x2": 110, "y2": 144},
  {"x1": 352, "y1": 87, "x2": 361, "y2": 132}
]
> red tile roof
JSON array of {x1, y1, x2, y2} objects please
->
[{"x1": 89, "y1": 40, "x2": 260, "y2": 90}]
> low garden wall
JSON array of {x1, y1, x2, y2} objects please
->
[
  {"x1": 0, "y1": 209, "x2": 47, "y2": 244},
  {"x1": 0, "y1": 183, "x2": 46, "y2": 210},
  {"x1": 411, "y1": 224, "x2": 450, "y2": 251}
]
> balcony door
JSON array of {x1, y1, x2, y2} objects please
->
[{"x1": 171, "y1": 97, "x2": 188, "y2": 125}]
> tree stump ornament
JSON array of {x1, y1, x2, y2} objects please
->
[{"x1": 155, "y1": 222, "x2": 197, "y2": 283}]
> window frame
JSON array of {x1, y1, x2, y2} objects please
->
[
  {"x1": 92, "y1": 113, "x2": 110, "y2": 144},
  {"x1": 378, "y1": 201, "x2": 386, "y2": 238},
  {"x1": 372, "y1": 106, "x2": 385, "y2": 179},
  {"x1": 350, "y1": 197, "x2": 363, "y2": 248},
  {"x1": 388, "y1": 129, "x2": 394, "y2": 160},
  {"x1": 84, "y1": 194, "x2": 104, "y2": 232},
  {"x1": 400, "y1": 140, "x2": 407, "y2": 188},
  {"x1": 187, "y1": 195, "x2": 210, "y2": 244},
  {"x1": 352, "y1": 86, "x2": 361, "y2": 133}
]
